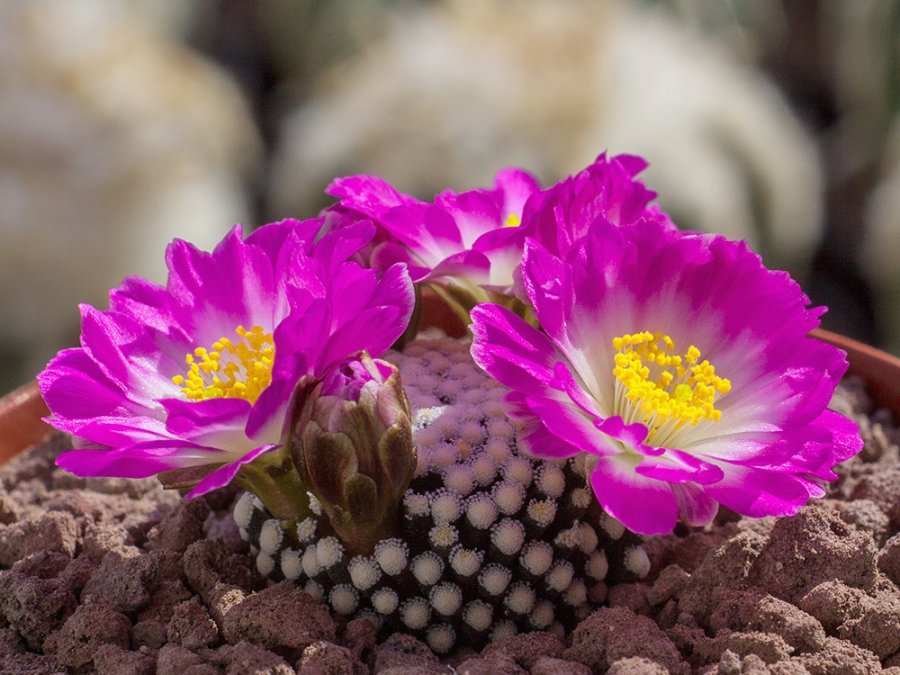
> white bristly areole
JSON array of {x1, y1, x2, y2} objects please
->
[
  {"x1": 259, "y1": 518, "x2": 284, "y2": 555},
  {"x1": 399, "y1": 597, "x2": 431, "y2": 630},
  {"x1": 449, "y1": 546, "x2": 484, "y2": 578},
  {"x1": 520, "y1": 541, "x2": 554, "y2": 576},
  {"x1": 492, "y1": 480, "x2": 526, "y2": 515},
  {"x1": 429, "y1": 582, "x2": 463, "y2": 617},
  {"x1": 329, "y1": 584, "x2": 359, "y2": 615},
  {"x1": 371, "y1": 587, "x2": 400, "y2": 615},
  {"x1": 348, "y1": 556, "x2": 382, "y2": 592},
  {"x1": 430, "y1": 489, "x2": 463, "y2": 524},
  {"x1": 411, "y1": 551, "x2": 444, "y2": 587},
  {"x1": 490, "y1": 518, "x2": 526, "y2": 556},
  {"x1": 280, "y1": 549, "x2": 303, "y2": 581},
  {"x1": 478, "y1": 563, "x2": 512, "y2": 597},
  {"x1": 462, "y1": 600, "x2": 493, "y2": 632},
  {"x1": 316, "y1": 536, "x2": 344, "y2": 570},
  {"x1": 374, "y1": 539, "x2": 409, "y2": 576},
  {"x1": 426, "y1": 624, "x2": 456, "y2": 654}
]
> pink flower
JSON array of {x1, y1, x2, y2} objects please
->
[
  {"x1": 523, "y1": 152, "x2": 673, "y2": 260},
  {"x1": 471, "y1": 218, "x2": 862, "y2": 534},
  {"x1": 39, "y1": 219, "x2": 415, "y2": 498},
  {"x1": 327, "y1": 168, "x2": 541, "y2": 298}
]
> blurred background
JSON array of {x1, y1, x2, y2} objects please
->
[{"x1": 1, "y1": 0, "x2": 899, "y2": 392}]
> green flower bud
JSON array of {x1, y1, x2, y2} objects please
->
[{"x1": 290, "y1": 352, "x2": 416, "y2": 555}]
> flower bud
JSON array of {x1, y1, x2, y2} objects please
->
[{"x1": 290, "y1": 352, "x2": 416, "y2": 555}]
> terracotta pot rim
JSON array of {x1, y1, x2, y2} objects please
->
[{"x1": 2, "y1": 330, "x2": 898, "y2": 466}]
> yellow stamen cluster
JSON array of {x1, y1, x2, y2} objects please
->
[
  {"x1": 612, "y1": 331, "x2": 731, "y2": 434},
  {"x1": 503, "y1": 213, "x2": 521, "y2": 227},
  {"x1": 172, "y1": 325, "x2": 275, "y2": 403}
]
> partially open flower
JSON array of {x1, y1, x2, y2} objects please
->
[
  {"x1": 522, "y1": 152, "x2": 673, "y2": 260},
  {"x1": 39, "y1": 219, "x2": 415, "y2": 508},
  {"x1": 471, "y1": 218, "x2": 863, "y2": 535},
  {"x1": 327, "y1": 168, "x2": 541, "y2": 314},
  {"x1": 290, "y1": 353, "x2": 416, "y2": 555}
]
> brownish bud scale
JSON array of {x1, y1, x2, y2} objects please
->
[{"x1": 290, "y1": 352, "x2": 416, "y2": 555}]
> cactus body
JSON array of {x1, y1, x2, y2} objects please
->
[{"x1": 235, "y1": 335, "x2": 650, "y2": 653}]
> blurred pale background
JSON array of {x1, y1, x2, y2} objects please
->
[{"x1": 1, "y1": 0, "x2": 899, "y2": 393}]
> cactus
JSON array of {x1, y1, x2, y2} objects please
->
[{"x1": 235, "y1": 335, "x2": 650, "y2": 653}]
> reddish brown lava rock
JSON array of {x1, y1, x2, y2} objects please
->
[
  {"x1": 0, "y1": 560, "x2": 77, "y2": 649},
  {"x1": 456, "y1": 652, "x2": 525, "y2": 674},
  {"x1": 81, "y1": 550, "x2": 164, "y2": 614},
  {"x1": 297, "y1": 640, "x2": 367, "y2": 674},
  {"x1": 708, "y1": 589, "x2": 826, "y2": 654},
  {"x1": 849, "y1": 466, "x2": 900, "y2": 529},
  {"x1": 81, "y1": 521, "x2": 138, "y2": 561},
  {"x1": 0, "y1": 652, "x2": 65, "y2": 674},
  {"x1": 156, "y1": 644, "x2": 208, "y2": 674},
  {"x1": 530, "y1": 655, "x2": 592, "y2": 675},
  {"x1": 372, "y1": 633, "x2": 443, "y2": 673},
  {"x1": 607, "y1": 581, "x2": 652, "y2": 615},
  {"x1": 880, "y1": 533, "x2": 900, "y2": 585},
  {"x1": 219, "y1": 580, "x2": 336, "y2": 652},
  {"x1": 835, "y1": 593, "x2": 900, "y2": 659},
  {"x1": 202, "y1": 640, "x2": 293, "y2": 673},
  {"x1": 693, "y1": 630, "x2": 794, "y2": 665},
  {"x1": 796, "y1": 636, "x2": 882, "y2": 675},
  {"x1": 92, "y1": 644, "x2": 156, "y2": 675},
  {"x1": 607, "y1": 655, "x2": 670, "y2": 674},
  {"x1": 647, "y1": 564, "x2": 691, "y2": 607},
  {"x1": 832, "y1": 499, "x2": 891, "y2": 544},
  {"x1": 797, "y1": 580, "x2": 869, "y2": 634},
  {"x1": 146, "y1": 498, "x2": 211, "y2": 553},
  {"x1": 341, "y1": 616, "x2": 378, "y2": 662},
  {"x1": 480, "y1": 631, "x2": 565, "y2": 669},
  {"x1": 678, "y1": 529, "x2": 768, "y2": 624},
  {"x1": 166, "y1": 598, "x2": 219, "y2": 650},
  {"x1": 182, "y1": 537, "x2": 259, "y2": 599},
  {"x1": 564, "y1": 606, "x2": 690, "y2": 674},
  {"x1": 43, "y1": 602, "x2": 131, "y2": 670},
  {"x1": 750, "y1": 504, "x2": 878, "y2": 603},
  {"x1": 0, "y1": 510, "x2": 78, "y2": 566}
]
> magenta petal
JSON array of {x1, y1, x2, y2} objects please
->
[
  {"x1": 494, "y1": 167, "x2": 541, "y2": 217},
  {"x1": 326, "y1": 175, "x2": 418, "y2": 216},
  {"x1": 506, "y1": 393, "x2": 584, "y2": 460},
  {"x1": 470, "y1": 303, "x2": 559, "y2": 394},
  {"x1": 635, "y1": 450, "x2": 724, "y2": 485},
  {"x1": 589, "y1": 456, "x2": 679, "y2": 535},
  {"x1": 184, "y1": 444, "x2": 279, "y2": 499},
  {"x1": 244, "y1": 217, "x2": 323, "y2": 259},
  {"x1": 161, "y1": 397, "x2": 251, "y2": 437},
  {"x1": 520, "y1": 238, "x2": 573, "y2": 339},
  {"x1": 371, "y1": 242, "x2": 429, "y2": 281},
  {"x1": 56, "y1": 439, "x2": 224, "y2": 479},
  {"x1": 524, "y1": 395, "x2": 619, "y2": 459},
  {"x1": 703, "y1": 463, "x2": 810, "y2": 518},
  {"x1": 424, "y1": 250, "x2": 491, "y2": 285},
  {"x1": 671, "y1": 483, "x2": 719, "y2": 527},
  {"x1": 39, "y1": 348, "x2": 133, "y2": 425}
]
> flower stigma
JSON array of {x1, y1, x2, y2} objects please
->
[
  {"x1": 172, "y1": 325, "x2": 275, "y2": 403},
  {"x1": 612, "y1": 331, "x2": 730, "y2": 442}
]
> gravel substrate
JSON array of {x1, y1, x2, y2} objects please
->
[{"x1": 0, "y1": 375, "x2": 898, "y2": 674}]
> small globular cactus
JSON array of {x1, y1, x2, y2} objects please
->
[
  {"x1": 236, "y1": 335, "x2": 650, "y2": 654},
  {"x1": 289, "y1": 353, "x2": 416, "y2": 556}
]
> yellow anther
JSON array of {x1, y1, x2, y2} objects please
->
[
  {"x1": 611, "y1": 331, "x2": 730, "y2": 435},
  {"x1": 172, "y1": 325, "x2": 275, "y2": 403},
  {"x1": 504, "y1": 213, "x2": 521, "y2": 227}
]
